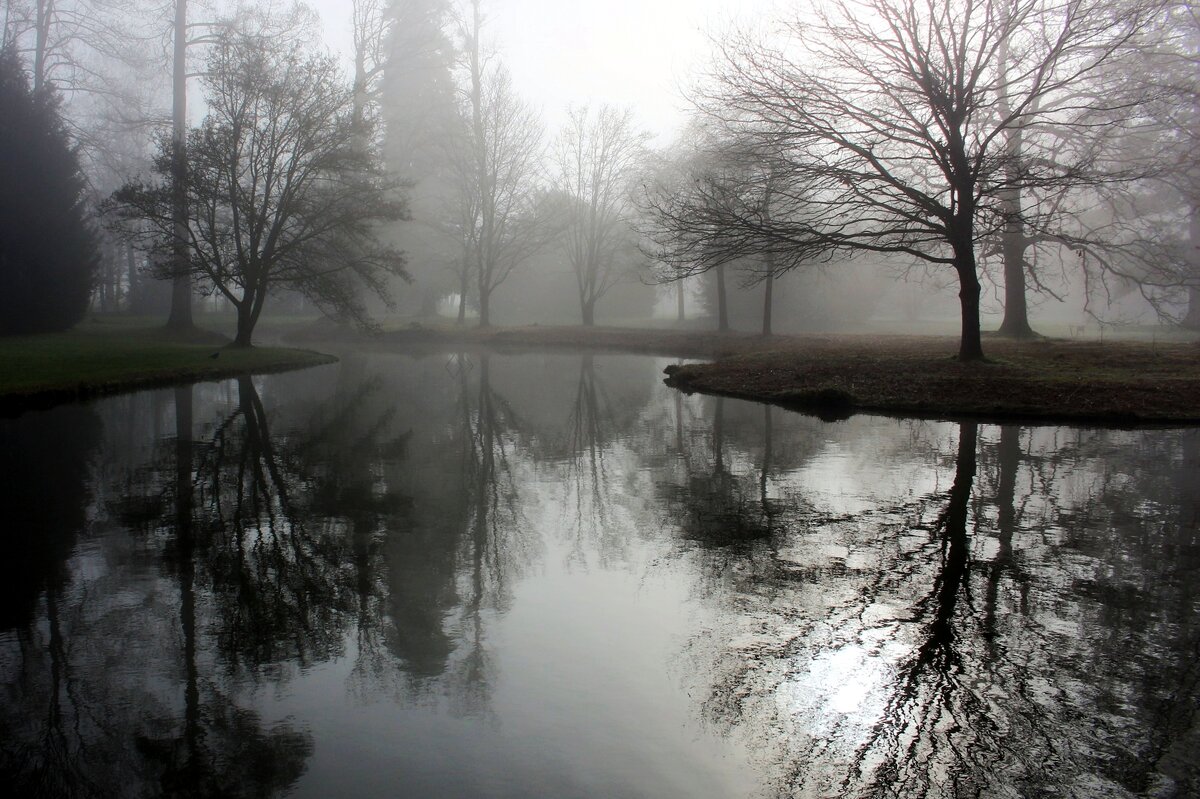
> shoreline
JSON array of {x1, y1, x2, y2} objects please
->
[
  {"x1": 6, "y1": 321, "x2": 1197, "y2": 426},
  {"x1": 306, "y1": 324, "x2": 1200, "y2": 427}
]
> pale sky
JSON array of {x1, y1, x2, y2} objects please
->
[{"x1": 306, "y1": 0, "x2": 782, "y2": 143}]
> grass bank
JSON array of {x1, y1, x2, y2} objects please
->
[
  {"x1": 662, "y1": 335, "x2": 1200, "y2": 426},
  {"x1": 0, "y1": 318, "x2": 336, "y2": 414},
  {"x1": 302, "y1": 322, "x2": 1199, "y2": 425}
]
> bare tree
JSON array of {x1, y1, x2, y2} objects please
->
[
  {"x1": 452, "y1": 0, "x2": 546, "y2": 328},
  {"x1": 644, "y1": 123, "x2": 803, "y2": 334},
  {"x1": 110, "y1": 27, "x2": 408, "y2": 346},
  {"x1": 551, "y1": 105, "x2": 648, "y2": 326},
  {"x1": 659, "y1": 0, "x2": 1163, "y2": 360}
]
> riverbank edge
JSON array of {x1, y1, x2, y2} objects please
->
[
  {"x1": 328, "y1": 325, "x2": 1200, "y2": 427},
  {"x1": 0, "y1": 345, "x2": 337, "y2": 417},
  {"x1": 661, "y1": 351, "x2": 1200, "y2": 428}
]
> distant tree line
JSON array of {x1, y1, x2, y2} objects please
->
[{"x1": 0, "y1": 0, "x2": 1196, "y2": 344}]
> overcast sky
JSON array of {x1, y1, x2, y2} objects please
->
[{"x1": 305, "y1": 0, "x2": 781, "y2": 143}]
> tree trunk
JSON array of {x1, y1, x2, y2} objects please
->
[
  {"x1": 478, "y1": 286, "x2": 490, "y2": 328},
  {"x1": 955, "y1": 250, "x2": 985, "y2": 362},
  {"x1": 1185, "y1": 285, "x2": 1200, "y2": 331},
  {"x1": 1185, "y1": 209, "x2": 1200, "y2": 330},
  {"x1": 166, "y1": 0, "x2": 193, "y2": 332},
  {"x1": 997, "y1": 227, "x2": 1036, "y2": 338},
  {"x1": 32, "y1": 0, "x2": 48, "y2": 93},
  {"x1": 457, "y1": 265, "x2": 469, "y2": 325},
  {"x1": 762, "y1": 271, "x2": 774, "y2": 337},
  {"x1": 233, "y1": 299, "x2": 255, "y2": 347},
  {"x1": 677, "y1": 280, "x2": 685, "y2": 323},
  {"x1": 126, "y1": 243, "x2": 138, "y2": 311},
  {"x1": 716, "y1": 264, "x2": 729, "y2": 332},
  {"x1": 995, "y1": 30, "x2": 1036, "y2": 340},
  {"x1": 581, "y1": 297, "x2": 595, "y2": 327}
]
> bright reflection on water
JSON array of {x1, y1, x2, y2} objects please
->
[{"x1": 1, "y1": 351, "x2": 1197, "y2": 798}]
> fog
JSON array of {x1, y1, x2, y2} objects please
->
[{"x1": 2, "y1": 0, "x2": 1197, "y2": 340}]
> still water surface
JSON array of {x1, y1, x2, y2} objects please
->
[{"x1": 1, "y1": 351, "x2": 1197, "y2": 798}]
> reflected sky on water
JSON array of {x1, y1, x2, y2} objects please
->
[{"x1": 1, "y1": 351, "x2": 1197, "y2": 798}]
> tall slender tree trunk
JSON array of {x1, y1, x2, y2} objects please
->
[
  {"x1": 762, "y1": 270, "x2": 774, "y2": 336},
  {"x1": 477, "y1": 283, "x2": 490, "y2": 328},
  {"x1": 995, "y1": 25, "x2": 1036, "y2": 339},
  {"x1": 174, "y1": 384, "x2": 199, "y2": 776},
  {"x1": 32, "y1": 0, "x2": 49, "y2": 92},
  {"x1": 166, "y1": 0, "x2": 194, "y2": 332},
  {"x1": 467, "y1": 0, "x2": 494, "y2": 331},
  {"x1": 715, "y1": 264, "x2": 729, "y2": 332},
  {"x1": 457, "y1": 264, "x2": 469, "y2": 325},
  {"x1": 676, "y1": 280, "x2": 685, "y2": 323}
]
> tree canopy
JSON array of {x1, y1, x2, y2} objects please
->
[
  {"x1": 647, "y1": 0, "x2": 1166, "y2": 359},
  {"x1": 109, "y1": 28, "x2": 408, "y2": 346}
]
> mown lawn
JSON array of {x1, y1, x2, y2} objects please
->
[{"x1": 0, "y1": 318, "x2": 335, "y2": 408}]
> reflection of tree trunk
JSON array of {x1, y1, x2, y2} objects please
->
[
  {"x1": 760, "y1": 405, "x2": 774, "y2": 532},
  {"x1": 712, "y1": 397, "x2": 725, "y2": 474},
  {"x1": 984, "y1": 425, "x2": 1027, "y2": 639},
  {"x1": 674, "y1": 386, "x2": 684, "y2": 453},
  {"x1": 923, "y1": 422, "x2": 977, "y2": 662},
  {"x1": 174, "y1": 385, "x2": 200, "y2": 780}
]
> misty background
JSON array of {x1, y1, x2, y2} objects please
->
[{"x1": 2, "y1": 0, "x2": 1196, "y2": 339}]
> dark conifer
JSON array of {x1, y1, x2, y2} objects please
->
[{"x1": 0, "y1": 46, "x2": 98, "y2": 335}]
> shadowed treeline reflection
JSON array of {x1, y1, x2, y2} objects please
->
[{"x1": 0, "y1": 352, "x2": 1196, "y2": 797}]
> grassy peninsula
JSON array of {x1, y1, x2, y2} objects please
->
[{"x1": 0, "y1": 318, "x2": 335, "y2": 413}]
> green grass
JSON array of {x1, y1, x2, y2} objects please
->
[{"x1": 0, "y1": 319, "x2": 335, "y2": 407}]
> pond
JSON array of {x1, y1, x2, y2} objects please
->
[{"x1": 1, "y1": 350, "x2": 1197, "y2": 798}]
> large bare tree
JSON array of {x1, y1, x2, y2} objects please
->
[
  {"x1": 110, "y1": 28, "x2": 408, "y2": 346},
  {"x1": 655, "y1": 0, "x2": 1162, "y2": 360},
  {"x1": 551, "y1": 105, "x2": 648, "y2": 326},
  {"x1": 451, "y1": 0, "x2": 546, "y2": 328}
]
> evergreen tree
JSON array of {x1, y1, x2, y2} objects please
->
[{"x1": 0, "y1": 46, "x2": 98, "y2": 335}]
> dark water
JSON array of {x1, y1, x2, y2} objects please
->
[{"x1": 1, "y1": 350, "x2": 1197, "y2": 798}]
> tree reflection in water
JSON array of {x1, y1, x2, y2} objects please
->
[
  {"x1": 1, "y1": 355, "x2": 1197, "y2": 798},
  {"x1": 681, "y1": 419, "x2": 1200, "y2": 798}
]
